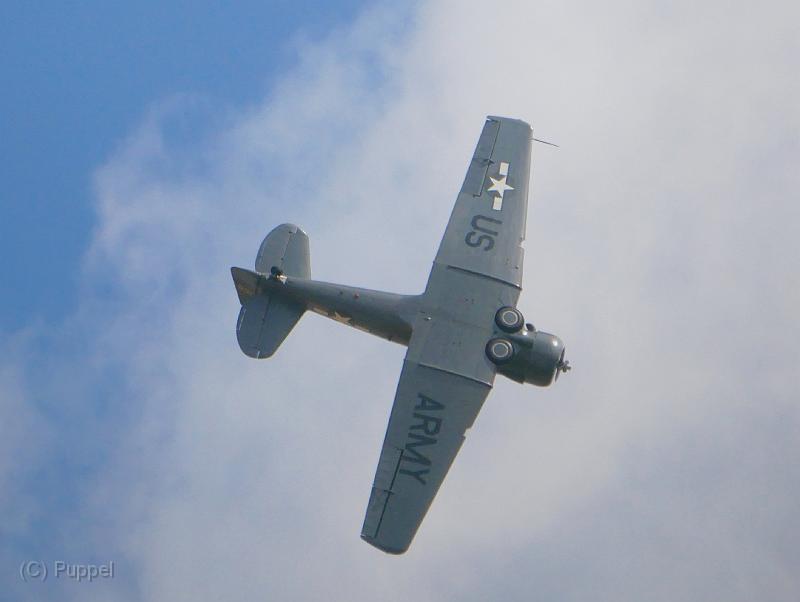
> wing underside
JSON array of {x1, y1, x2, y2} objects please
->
[
  {"x1": 434, "y1": 116, "x2": 532, "y2": 289},
  {"x1": 361, "y1": 359, "x2": 491, "y2": 554},
  {"x1": 361, "y1": 116, "x2": 534, "y2": 554}
]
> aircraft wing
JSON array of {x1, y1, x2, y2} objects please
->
[
  {"x1": 434, "y1": 116, "x2": 532, "y2": 289},
  {"x1": 361, "y1": 116, "x2": 534, "y2": 553},
  {"x1": 360, "y1": 359, "x2": 491, "y2": 554}
]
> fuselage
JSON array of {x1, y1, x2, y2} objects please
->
[
  {"x1": 260, "y1": 270, "x2": 567, "y2": 387},
  {"x1": 264, "y1": 275, "x2": 419, "y2": 345}
]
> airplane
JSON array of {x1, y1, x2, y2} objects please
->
[{"x1": 231, "y1": 115, "x2": 570, "y2": 554}]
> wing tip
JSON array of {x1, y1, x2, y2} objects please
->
[
  {"x1": 360, "y1": 533, "x2": 409, "y2": 555},
  {"x1": 487, "y1": 114, "x2": 532, "y2": 131}
]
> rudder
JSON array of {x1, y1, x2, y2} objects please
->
[{"x1": 255, "y1": 223, "x2": 310, "y2": 278}]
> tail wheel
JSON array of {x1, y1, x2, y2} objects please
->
[
  {"x1": 495, "y1": 306, "x2": 525, "y2": 333},
  {"x1": 486, "y1": 338, "x2": 515, "y2": 365}
]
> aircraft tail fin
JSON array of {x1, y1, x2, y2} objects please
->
[
  {"x1": 231, "y1": 224, "x2": 310, "y2": 359},
  {"x1": 231, "y1": 267, "x2": 305, "y2": 358},
  {"x1": 255, "y1": 223, "x2": 310, "y2": 278}
]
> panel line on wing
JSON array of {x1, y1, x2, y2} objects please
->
[
  {"x1": 461, "y1": 118, "x2": 501, "y2": 197},
  {"x1": 362, "y1": 443, "x2": 405, "y2": 538},
  {"x1": 416, "y1": 362, "x2": 494, "y2": 388},
  {"x1": 444, "y1": 264, "x2": 522, "y2": 290},
  {"x1": 374, "y1": 446, "x2": 410, "y2": 537}
]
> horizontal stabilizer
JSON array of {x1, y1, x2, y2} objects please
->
[
  {"x1": 231, "y1": 266, "x2": 260, "y2": 304},
  {"x1": 231, "y1": 267, "x2": 304, "y2": 358}
]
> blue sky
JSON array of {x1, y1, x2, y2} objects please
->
[
  {"x1": 0, "y1": 1, "x2": 366, "y2": 330},
  {"x1": 2, "y1": 2, "x2": 376, "y2": 596},
  {"x1": 2, "y1": 2, "x2": 799, "y2": 600}
]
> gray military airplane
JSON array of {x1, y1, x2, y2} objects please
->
[{"x1": 231, "y1": 116, "x2": 570, "y2": 554}]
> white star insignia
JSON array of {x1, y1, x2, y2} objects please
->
[{"x1": 488, "y1": 175, "x2": 514, "y2": 198}]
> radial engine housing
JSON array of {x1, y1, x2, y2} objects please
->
[{"x1": 490, "y1": 328, "x2": 567, "y2": 387}]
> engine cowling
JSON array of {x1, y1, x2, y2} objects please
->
[
  {"x1": 498, "y1": 329, "x2": 565, "y2": 386},
  {"x1": 485, "y1": 307, "x2": 569, "y2": 386},
  {"x1": 487, "y1": 327, "x2": 568, "y2": 387}
]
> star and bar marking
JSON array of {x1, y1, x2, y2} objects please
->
[{"x1": 487, "y1": 161, "x2": 513, "y2": 211}]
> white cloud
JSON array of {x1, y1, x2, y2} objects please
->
[
  {"x1": 9, "y1": 1, "x2": 800, "y2": 600},
  {"x1": 0, "y1": 334, "x2": 50, "y2": 537}
]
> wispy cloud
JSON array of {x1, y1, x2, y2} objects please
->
[
  {"x1": 0, "y1": 335, "x2": 50, "y2": 538},
  {"x1": 3, "y1": 1, "x2": 799, "y2": 600}
]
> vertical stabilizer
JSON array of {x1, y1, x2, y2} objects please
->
[
  {"x1": 231, "y1": 223, "x2": 311, "y2": 359},
  {"x1": 255, "y1": 223, "x2": 310, "y2": 278}
]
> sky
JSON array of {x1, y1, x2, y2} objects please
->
[
  {"x1": 2, "y1": 1, "x2": 799, "y2": 600},
  {"x1": 0, "y1": 0, "x2": 366, "y2": 330}
]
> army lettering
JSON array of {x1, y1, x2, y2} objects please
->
[{"x1": 398, "y1": 394, "x2": 445, "y2": 485}]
